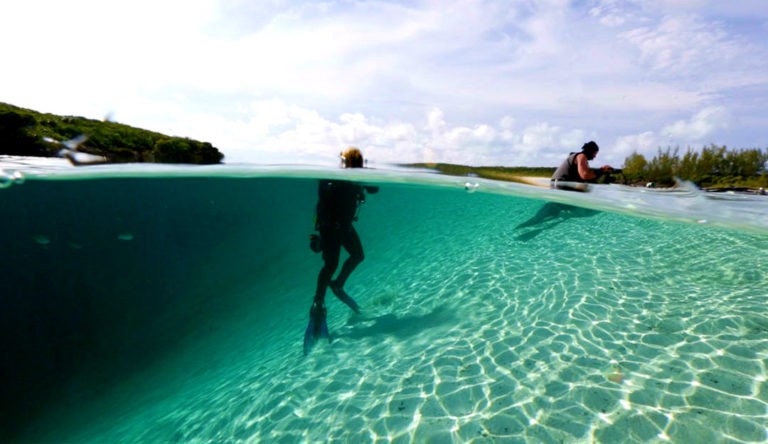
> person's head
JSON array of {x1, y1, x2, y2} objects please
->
[
  {"x1": 341, "y1": 147, "x2": 364, "y2": 168},
  {"x1": 581, "y1": 141, "x2": 599, "y2": 160}
]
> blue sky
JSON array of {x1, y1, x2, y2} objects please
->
[{"x1": 1, "y1": 0, "x2": 767, "y2": 167}]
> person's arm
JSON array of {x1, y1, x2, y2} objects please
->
[
  {"x1": 576, "y1": 154, "x2": 597, "y2": 181},
  {"x1": 315, "y1": 181, "x2": 331, "y2": 229}
]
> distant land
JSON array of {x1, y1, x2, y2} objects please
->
[
  {"x1": 403, "y1": 163, "x2": 556, "y2": 185},
  {"x1": 407, "y1": 146, "x2": 768, "y2": 192},
  {"x1": 3, "y1": 102, "x2": 764, "y2": 193},
  {"x1": 0, "y1": 102, "x2": 223, "y2": 164}
]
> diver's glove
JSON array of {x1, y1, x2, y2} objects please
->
[{"x1": 309, "y1": 233, "x2": 322, "y2": 253}]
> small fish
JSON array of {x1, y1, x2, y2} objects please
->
[
  {"x1": 33, "y1": 235, "x2": 50, "y2": 245},
  {"x1": 117, "y1": 233, "x2": 134, "y2": 241}
]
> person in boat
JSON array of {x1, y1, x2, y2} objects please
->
[
  {"x1": 551, "y1": 141, "x2": 614, "y2": 191},
  {"x1": 304, "y1": 147, "x2": 379, "y2": 355}
]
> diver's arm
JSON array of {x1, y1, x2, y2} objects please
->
[
  {"x1": 576, "y1": 154, "x2": 597, "y2": 181},
  {"x1": 315, "y1": 181, "x2": 330, "y2": 228},
  {"x1": 590, "y1": 165, "x2": 615, "y2": 180}
]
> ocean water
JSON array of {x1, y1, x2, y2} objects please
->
[{"x1": 1, "y1": 160, "x2": 767, "y2": 443}]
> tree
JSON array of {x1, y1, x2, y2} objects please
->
[
  {"x1": 645, "y1": 147, "x2": 678, "y2": 186},
  {"x1": 677, "y1": 148, "x2": 700, "y2": 183},
  {"x1": 0, "y1": 111, "x2": 50, "y2": 156},
  {"x1": 152, "y1": 138, "x2": 191, "y2": 163},
  {"x1": 698, "y1": 145, "x2": 725, "y2": 184},
  {"x1": 621, "y1": 144, "x2": 768, "y2": 188},
  {"x1": 1, "y1": 102, "x2": 225, "y2": 164},
  {"x1": 622, "y1": 152, "x2": 647, "y2": 182}
]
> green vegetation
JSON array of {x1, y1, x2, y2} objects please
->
[
  {"x1": 622, "y1": 145, "x2": 768, "y2": 189},
  {"x1": 406, "y1": 163, "x2": 554, "y2": 184},
  {"x1": 0, "y1": 102, "x2": 224, "y2": 164},
  {"x1": 409, "y1": 146, "x2": 768, "y2": 191}
]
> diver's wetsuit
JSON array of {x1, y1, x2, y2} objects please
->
[
  {"x1": 313, "y1": 180, "x2": 376, "y2": 305},
  {"x1": 551, "y1": 152, "x2": 585, "y2": 182},
  {"x1": 551, "y1": 152, "x2": 599, "y2": 191}
]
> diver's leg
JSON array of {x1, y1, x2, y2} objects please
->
[
  {"x1": 314, "y1": 229, "x2": 342, "y2": 304},
  {"x1": 305, "y1": 229, "x2": 340, "y2": 354},
  {"x1": 335, "y1": 227, "x2": 364, "y2": 287},
  {"x1": 330, "y1": 227, "x2": 363, "y2": 313}
]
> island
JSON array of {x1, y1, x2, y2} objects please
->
[{"x1": 0, "y1": 102, "x2": 224, "y2": 165}]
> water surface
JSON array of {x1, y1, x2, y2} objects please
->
[{"x1": 1, "y1": 161, "x2": 766, "y2": 443}]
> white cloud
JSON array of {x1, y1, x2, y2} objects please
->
[
  {"x1": 180, "y1": 103, "x2": 592, "y2": 167},
  {"x1": 621, "y1": 14, "x2": 744, "y2": 75},
  {"x1": 614, "y1": 131, "x2": 659, "y2": 161},
  {"x1": 1, "y1": 0, "x2": 766, "y2": 167},
  {"x1": 636, "y1": 0, "x2": 768, "y2": 20},
  {"x1": 661, "y1": 106, "x2": 730, "y2": 141},
  {"x1": 589, "y1": 0, "x2": 639, "y2": 27},
  {"x1": 519, "y1": 123, "x2": 560, "y2": 153},
  {"x1": 612, "y1": 106, "x2": 731, "y2": 165}
]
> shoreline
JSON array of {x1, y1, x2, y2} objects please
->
[
  {"x1": 517, "y1": 176, "x2": 551, "y2": 188},
  {"x1": 2, "y1": 156, "x2": 765, "y2": 196}
]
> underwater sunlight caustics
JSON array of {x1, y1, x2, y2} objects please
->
[{"x1": 1, "y1": 162, "x2": 767, "y2": 443}]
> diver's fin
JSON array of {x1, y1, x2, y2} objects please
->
[
  {"x1": 330, "y1": 281, "x2": 361, "y2": 314},
  {"x1": 319, "y1": 316, "x2": 330, "y2": 339},
  {"x1": 303, "y1": 321, "x2": 316, "y2": 355},
  {"x1": 303, "y1": 303, "x2": 330, "y2": 355}
]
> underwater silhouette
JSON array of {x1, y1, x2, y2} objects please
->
[
  {"x1": 304, "y1": 147, "x2": 379, "y2": 355},
  {"x1": 515, "y1": 202, "x2": 599, "y2": 241}
]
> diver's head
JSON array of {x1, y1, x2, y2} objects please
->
[
  {"x1": 582, "y1": 141, "x2": 599, "y2": 160},
  {"x1": 340, "y1": 147, "x2": 364, "y2": 168}
]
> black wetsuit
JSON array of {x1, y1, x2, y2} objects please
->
[{"x1": 313, "y1": 180, "x2": 377, "y2": 305}]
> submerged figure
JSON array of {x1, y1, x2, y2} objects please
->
[
  {"x1": 515, "y1": 202, "x2": 599, "y2": 241},
  {"x1": 551, "y1": 141, "x2": 614, "y2": 191},
  {"x1": 304, "y1": 147, "x2": 379, "y2": 355}
]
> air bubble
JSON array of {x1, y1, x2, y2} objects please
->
[
  {"x1": 464, "y1": 182, "x2": 479, "y2": 193},
  {"x1": 0, "y1": 170, "x2": 26, "y2": 188},
  {"x1": 0, "y1": 171, "x2": 12, "y2": 189},
  {"x1": 12, "y1": 171, "x2": 25, "y2": 184}
]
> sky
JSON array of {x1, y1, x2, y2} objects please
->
[{"x1": 2, "y1": 0, "x2": 767, "y2": 167}]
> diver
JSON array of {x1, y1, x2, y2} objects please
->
[
  {"x1": 304, "y1": 147, "x2": 379, "y2": 355},
  {"x1": 551, "y1": 141, "x2": 615, "y2": 191}
]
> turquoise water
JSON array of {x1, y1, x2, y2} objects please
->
[{"x1": 2, "y1": 162, "x2": 767, "y2": 443}]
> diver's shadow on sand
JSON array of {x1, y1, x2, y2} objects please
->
[
  {"x1": 338, "y1": 304, "x2": 456, "y2": 340},
  {"x1": 515, "y1": 202, "x2": 599, "y2": 241}
]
